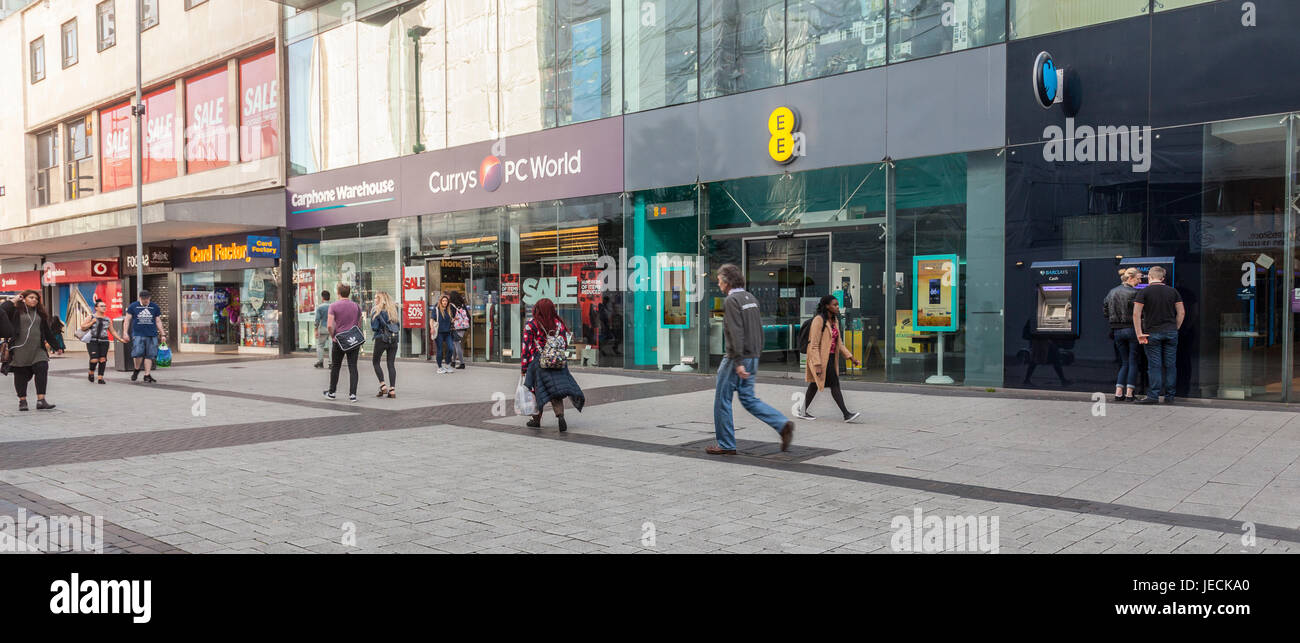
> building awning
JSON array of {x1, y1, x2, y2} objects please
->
[{"x1": 0, "y1": 189, "x2": 285, "y2": 259}]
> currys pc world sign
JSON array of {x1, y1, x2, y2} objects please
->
[{"x1": 287, "y1": 117, "x2": 623, "y2": 230}]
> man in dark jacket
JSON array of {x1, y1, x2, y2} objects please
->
[
  {"x1": 709, "y1": 264, "x2": 794, "y2": 455},
  {"x1": 1103, "y1": 268, "x2": 1141, "y2": 401}
]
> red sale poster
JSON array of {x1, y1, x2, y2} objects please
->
[
  {"x1": 144, "y1": 85, "x2": 177, "y2": 183},
  {"x1": 402, "y1": 265, "x2": 426, "y2": 329},
  {"x1": 100, "y1": 102, "x2": 133, "y2": 192},
  {"x1": 185, "y1": 66, "x2": 230, "y2": 174},
  {"x1": 239, "y1": 50, "x2": 278, "y2": 163}
]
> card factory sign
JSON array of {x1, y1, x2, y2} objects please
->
[{"x1": 286, "y1": 117, "x2": 624, "y2": 230}]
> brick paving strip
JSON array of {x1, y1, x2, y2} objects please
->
[
  {"x1": 12, "y1": 366, "x2": 1300, "y2": 547},
  {"x1": 0, "y1": 481, "x2": 185, "y2": 554}
]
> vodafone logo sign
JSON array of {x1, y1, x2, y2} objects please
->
[{"x1": 92, "y1": 261, "x2": 111, "y2": 277}]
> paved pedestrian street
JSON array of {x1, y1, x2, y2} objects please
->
[{"x1": 2, "y1": 355, "x2": 1299, "y2": 554}]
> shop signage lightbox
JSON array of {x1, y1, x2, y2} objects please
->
[
  {"x1": 0, "y1": 271, "x2": 42, "y2": 293},
  {"x1": 286, "y1": 117, "x2": 624, "y2": 230},
  {"x1": 247, "y1": 235, "x2": 280, "y2": 259}
]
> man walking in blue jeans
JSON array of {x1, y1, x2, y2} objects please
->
[
  {"x1": 708, "y1": 264, "x2": 794, "y2": 455},
  {"x1": 1133, "y1": 266, "x2": 1184, "y2": 404}
]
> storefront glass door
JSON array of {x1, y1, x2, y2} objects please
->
[
  {"x1": 426, "y1": 255, "x2": 499, "y2": 363},
  {"x1": 743, "y1": 235, "x2": 830, "y2": 373}
]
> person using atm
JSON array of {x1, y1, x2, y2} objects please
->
[
  {"x1": 1133, "y1": 266, "x2": 1184, "y2": 405},
  {"x1": 1103, "y1": 268, "x2": 1141, "y2": 402}
]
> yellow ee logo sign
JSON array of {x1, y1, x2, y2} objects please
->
[{"x1": 768, "y1": 106, "x2": 805, "y2": 165}]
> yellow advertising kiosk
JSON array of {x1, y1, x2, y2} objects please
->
[{"x1": 913, "y1": 254, "x2": 959, "y2": 384}]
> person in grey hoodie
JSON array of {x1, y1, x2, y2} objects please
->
[
  {"x1": 1103, "y1": 268, "x2": 1141, "y2": 401},
  {"x1": 708, "y1": 264, "x2": 794, "y2": 455}
]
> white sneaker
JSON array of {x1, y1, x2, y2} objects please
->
[
  {"x1": 437, "y1": 367, "x2": 447, "y2": 374},
  {"x1": 795, "y1": 407, "x2": 816, "y2": 420}
]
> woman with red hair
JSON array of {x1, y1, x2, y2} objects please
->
[{"x1": 520, "y1": 298, "x2": 584, "y2": 431}]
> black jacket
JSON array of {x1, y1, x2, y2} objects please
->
[
  {"x1": 1102, "y1": 284, "x2": 1138, "y2": 329},
  {"x1": 0, "y1": 300, "x2": 58, "y2": 347},
  {"x1": 723, "y1": 288, "x2": 764, "y2": 361},
  {"x1": 524, "y1": 359, "x2": 585, "y2": 411}
]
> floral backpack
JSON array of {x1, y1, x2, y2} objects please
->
[
  {"x1": 453, "y1": 305, "x2": 470, "y2": 331},
  {"x1": 537, "y1": 323, "x2": 567, "y2": 370}
]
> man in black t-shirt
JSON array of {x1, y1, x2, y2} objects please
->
[{"x1": 1132, "y1": 266, "x2": 1184, "y2": 404}]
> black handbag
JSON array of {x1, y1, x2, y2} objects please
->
[{"x1": 334, "y1": 326, "x2": 365, "y2": 351}]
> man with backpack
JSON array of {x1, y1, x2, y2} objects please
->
[{"x1": 708, "y1": 264, "x2": 795, "y2": 455}]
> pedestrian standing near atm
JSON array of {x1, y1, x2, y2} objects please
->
[
  {"x1": 1133, "y1": 265, "x2": 1184, "y2": 405},
  {"x1": 708, "y1": 264, "x2": 794, "y2": 455}
]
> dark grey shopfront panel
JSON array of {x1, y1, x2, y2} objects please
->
[
  {"x1": 625, "y1": 45, "x2": 1006, "y2": 191},
  {"x1": 886, "y1": 45, "x2": 1006, "y2": 160},
  {"x1": 624, "y1": 70, "x2": 887, "y2": 190}
]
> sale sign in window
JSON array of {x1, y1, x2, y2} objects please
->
[
  {"x1": 185, "y1": 66, "x2": 230, "y2": 174},
  {"x1": 100, "y1": 102, "x2": 133, "y2": 192},
  {"x1": 143, "y1": 85, "x2": 177, "y2": 183},
  {"x1": 239, "y1": 49, "x2": 278, "y2": 163}
]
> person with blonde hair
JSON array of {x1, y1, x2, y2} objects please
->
[
  {"x1": 370, "y1": 291, "x2": 400, "y2": 398},
  {"x1": 1103, "y1": 268, "x2": 1142, "y2": 402}
]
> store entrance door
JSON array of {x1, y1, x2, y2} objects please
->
[
  {"x1": 426, "y1": 255, "x2": 499, "y2": 363},
  {"x1": 743, "y1": 235, "x2": 830, "y2": 374}
]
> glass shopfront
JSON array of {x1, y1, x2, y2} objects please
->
[
  {"x1": 174, "y1": 233, "x2": 283, "y2": 353},
  {"x1": 180, "y1": 269, "x2": 281, "y2": 350},
  {"x1": 290, "y1": 195, "x2": 625, "y2": 368},
  {"x1": 694, "y1": 152, "x2": 1004, "y2": 385}
]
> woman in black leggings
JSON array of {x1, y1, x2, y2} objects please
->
[
  {"x1": 79, "y1": 299, "x2": 117, "y2": 384},
  {"x1": 369, "y1": 292, "x2": 399, "y2": 398},
  {"x1": 2, "y1": 290, "x2": 59, "y2": 411},
  {"x1": 797, "y1": 295, "x2": 860, "y2": 422}
]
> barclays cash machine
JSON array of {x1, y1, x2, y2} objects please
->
[{"x1": 1028, "y1": 261, "x2": 1081, "y2": 337}]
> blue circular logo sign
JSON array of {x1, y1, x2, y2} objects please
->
[{"x1": 1033, "y1": 51, "x2": 1058, "y2": 109}]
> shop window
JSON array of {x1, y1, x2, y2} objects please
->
[
  {"x1": 185, "y1": 67, "x2": 231, "y2": 174},
  {"x1": 36, "y1": 129, "x2": 58, "y2": 206},
  {"x1": 30, "y1": 36, "x2": 44, "y2": 83},
  {"x1": 97, "y1": 1, "x2": 115, "y2": 51},
  {"x1": 447, "y1": 1, "x2": 499, "y2": 145},
  {"x1": 700, "y1": 0, "x2": 784, "y2": 99},
  {"x1": 143, "y1": 85, "x2": 178, "y2": 183},
  {"x1": 65, "y1": 118, "x2": 96, "y2": 200},
  {"x1": 622, "y1": 0, "x2": 697, "y2": 113},
  {"x1": 239, "y1": 50, "x2": 279, "y2": 163},
  {"x1": 286, "y1": 37, "x2": 318, "y2": 176},
  {"x1": 61, "y1": 19, "x2": 78, "y2": 68},
  {"x1": 543, "y1": 0, "x2": 619, "y2": 128},
  {"x1": 786, "y1": 0, "x2": 886, "y2": 83},
  {"x1": 889, "y1": 0, "x2": 1005, "y2": 63},
  {"x1": 356, "y1": 9, "x2": 420, "y2": 163},
  {"x1": 1010, "y1": 0, "x2": 1146, "y2": 39},
  {"x1": 140, "y1": 0, "x2": 158, "y2": 31}
]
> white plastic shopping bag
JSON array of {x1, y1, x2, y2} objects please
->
[{"x1": 514, "y1": 376, "x2": 537, "y2": 416}]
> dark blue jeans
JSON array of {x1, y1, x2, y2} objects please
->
[
  {"x1": 435, "y1": 331, "x2": 454, "y2": 367},
  {"x1": 1143, "y1": 329, "x2": 1178, "y2": 400},
  {"x1": 1114, "y1": 327, "x2": 1139, "y2": 388}
]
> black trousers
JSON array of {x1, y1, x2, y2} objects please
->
[
  {"x1": 329, "y1": 344, "x2": 360, "y2": 396},
  {"x1": 804, "y1": 356, "x2": 850, "y2": 417},
  {"x1": 372, "y1": 337, "x2": 397, "y2": 386},
  {"x1": 13, "y1": 361, "x2": 49, "y2": 398}
]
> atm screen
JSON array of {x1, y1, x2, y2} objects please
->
[{"x1": 1036, "y1": 284, "x2": 1074, "y2": 333}]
